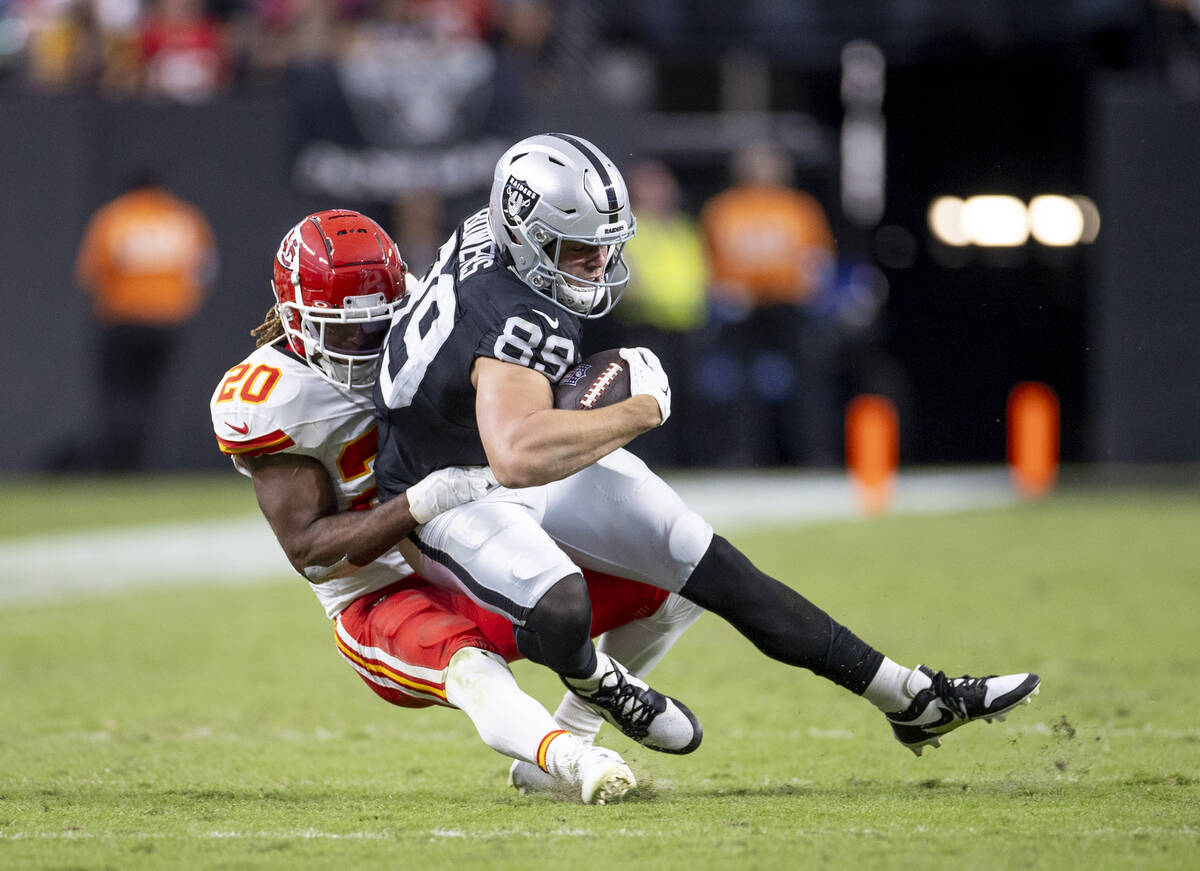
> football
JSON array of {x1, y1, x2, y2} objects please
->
[{"x1": 554, "y1": 349, "x2": 631, "y2": 410}]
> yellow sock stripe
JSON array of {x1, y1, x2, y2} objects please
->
[
  {"x1": 537, "y1": 729, "x2": 569, "y2": 773},
  {"x1": 334, "y1": 631, "x2": 447, "y2": 701}
]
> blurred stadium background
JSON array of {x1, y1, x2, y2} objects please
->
[{"x1": 0, "y1": 0, "x2": 1198, "y2": 476}]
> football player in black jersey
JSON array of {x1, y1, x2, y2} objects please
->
[{"x1": 376, "y1": 133, "x2": 1040, "y2": 760}]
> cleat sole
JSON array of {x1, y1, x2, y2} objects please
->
[
  {"x1": 589, "y1": 768, "x2": 636, "y2": 805},
  {"x1": 981, "y1": 682, "x2": 1041, "y2": 724},
  {"x1": 906, "y1": 735, "x2": 942, "y2": 757}
]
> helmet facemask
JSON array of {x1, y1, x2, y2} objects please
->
[
  {"x1": 278, "y1": 287, "x2": 398, "y2": 389},
  {"x1": 519, "y1": 218, "x2": 635, "y2": 318}
]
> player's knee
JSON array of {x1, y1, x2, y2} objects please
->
[
  {"x1": 445, "y1": 647, "x2": 510, "y2": 698},
  {"x1": 447, "y1": 646, "x2": 505, "y2": 678},
  {"x1": 668, "y1": 509, "x2": 714, "y2": 574},
  {"x1": 681, "y1": 533, "x2": 754, "y2": 610},
  {"x1": 525, "y1": 573, "x2": 591, "y2": 640}
]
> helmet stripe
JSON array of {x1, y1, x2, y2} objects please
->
[
  {"x1": 548, "y1": 132, "x2": 620, "y2": 221},
  {"x1": 308, "y1": 215, "x2": 335, "y2": 258}
]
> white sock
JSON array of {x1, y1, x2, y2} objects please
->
[
  {"x1": 551, "y1": 691, "x2": 605, "y2": 742},
  {"x1": 542, "y1": 732, "x2": 584, "y2": 781},
  {"x1": 562, "y1": 649, "x2": 616, "y2": 692},
  {"x1": 862, "y1": 657, "x2": 931, "y2": 713},
  {"x1": 443, "y1": 647, "x2": 575, "y2": 769}
]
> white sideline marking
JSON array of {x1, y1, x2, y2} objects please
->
[
  {"x1": 667, "y1": 467, "x2": 1015, "y2": 529},
  {"x1": 0, "y1": 469, "x2": 1017, "y2": 607},
  {"x1": 0, "y1": 513, "x2": 288, "y2": 606}
]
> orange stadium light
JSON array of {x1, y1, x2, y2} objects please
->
[
  {"x1": 1007, "y1": 382, "x2": 1060, "y2": 499},
  {"x1": 845, "y1": 395, "x2": 899, "y2": 515}
]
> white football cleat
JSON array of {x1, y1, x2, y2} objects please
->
[
  {"x1": 574, "y1": 745, "x2": 637, "y2": 805},
  {"x1": 508, "y1": 758, "x2": 557, "y2": 795},
  {"x1": 508, "y1": 745, "x2": 636, "y2": 805}
]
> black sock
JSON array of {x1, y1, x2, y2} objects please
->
[{"x1": 681, "y1": 534, "x2": 884, "y2": 694}]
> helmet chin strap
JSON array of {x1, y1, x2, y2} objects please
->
[{"x1": 288, "y1": 262, "x2": 309, "y2": 358}]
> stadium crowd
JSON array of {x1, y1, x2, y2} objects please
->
[{"x1": 4, "y1": 0, "x2": 1197, "y2": 102}]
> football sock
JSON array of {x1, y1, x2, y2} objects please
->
[
  {"x1": 681, "y1": 534, "x2": 884, "y2": 694},
  {"x1": 542, "y1": 731, "x2": 585, "y2": 780},
  {"x1": 443, "y1": 647, "x2": 576, "y2": 767},
  {"x1": 560, "y1": 650, "x2": 618, "y2": 692},
  {"x1": 551, "y1": 692, "x2": 604, "y2": 741},
  {"x1": 862, "y1": 656, "x2": 928, "y2": 713}
]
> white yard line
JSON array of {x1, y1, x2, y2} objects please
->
[
  {"x1": 0, "y1": 513, "x2": 288, "y2": 606},
  {"x1": 0, "y1": 468, "x2": 1018, "y2": 607}
]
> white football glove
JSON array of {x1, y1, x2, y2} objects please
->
[
  {"x1": 619, "y1": 347, "x2": 671, "y2": 425},
  {"x1": 406, "y1": 465, "x2": 498, "y2": 525}
]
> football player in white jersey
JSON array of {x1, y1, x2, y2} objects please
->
[
  {"x1": 210, "y1": 209, "x2": 703, "y2": 804},
  {"x1": 375, "y1": 134, "x2": 1041, "y2": 763}
]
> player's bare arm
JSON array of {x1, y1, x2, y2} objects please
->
[
  {"x1": 472, "y1": 356, "x2": 660, "y2": 488},
  {"x1": 245, "y1": 453, "x2": 495, "y2": 580},
  {"x1": 245, "y1": 451, "x2": 420, "y2": 581}
]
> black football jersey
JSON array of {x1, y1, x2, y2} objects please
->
[{"x1": 374, "y1": 207, "x2": 582, "y2": 499}]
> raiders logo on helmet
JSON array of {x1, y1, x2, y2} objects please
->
[{"x1": 502, "y1": 175, "x2": 541, "y2": 226}]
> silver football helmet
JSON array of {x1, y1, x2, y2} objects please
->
[{"x1": 487, "y1": 132, "x2": 636, "y2": 318}]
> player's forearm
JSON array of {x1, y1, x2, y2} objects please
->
[
  {"x1": 287, "y1": 495, "x2": 417, "y2": 581},
  {"x1": 486, "y1": 395, "x2": 659, "y2": 488}
]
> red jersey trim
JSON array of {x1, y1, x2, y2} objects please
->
[{"x1": 216, "y1": 428, "x2": 296, "y2": 456}]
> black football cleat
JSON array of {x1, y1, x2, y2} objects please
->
[
  {"x1": 564, "y1": 654, "x2": 702, "y2": 755},
  {"x1": 887, "y1": 665, "x2": 1041, "y2": 756}
]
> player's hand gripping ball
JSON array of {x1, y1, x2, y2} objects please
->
[
  {"x1": 553, "y1": 349, "x2": 632, "y2": 410},
  {"x1": 554, "y1": 347, "x2": 672, "y2": 424}
]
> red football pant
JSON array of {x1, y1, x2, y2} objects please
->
[{"x1": 334, "y1": 570, "x2": 669, "y2": 709}]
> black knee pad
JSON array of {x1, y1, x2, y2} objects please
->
[
  {"x1": 514, "y1": 573, "x2": 595, "y2": 676},
  {"x1": 524, "y1": 573, "x2": 592, "y2": 637}
]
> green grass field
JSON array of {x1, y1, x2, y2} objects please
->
[{"x1": 1, "y1": 475, "x2": 1198, "y2": 869}]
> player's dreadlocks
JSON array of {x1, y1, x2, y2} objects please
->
[{"x1": 251, "y1": 305, "x2": 284, "y2": 347}]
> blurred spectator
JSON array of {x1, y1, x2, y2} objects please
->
[
  {"x1": 697, "y1": 141, "x2": 839, "y2": 467},
  {"x1": 335, "y1": 0, "x2": 496, "y2": 148},
  {"x1": 483, "y1": 0, "x2": 559, "y2": 135},
  {"x1": 138, "y1": 0, "x2": 232, "y2": 102},
  {"x1": 389, "y1": 186, "x2": 445, "y2": 277},
  {"x1": 230, "y1": 0, "x2": 349, "y2": 90},
  {"x1": 59, "y1": 170, "x2": 217, "y2": 472},
  {"x1": 23, "y1": 0, "x2": 106, "y2": 91},
  {"x1": 607, "y1": 158, "x2": 709, "y2": 467},
  {"x1": 331, "y1": 0, "x2": 498, "y2": 261}
]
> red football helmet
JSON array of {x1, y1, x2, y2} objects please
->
[{"x1": 271, "y1": 209, "x2": 407, "y2": 388}]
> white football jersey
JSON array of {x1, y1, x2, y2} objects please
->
[{"x1": 210, "y1": 342, "x2": 412, "y2": 618}]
